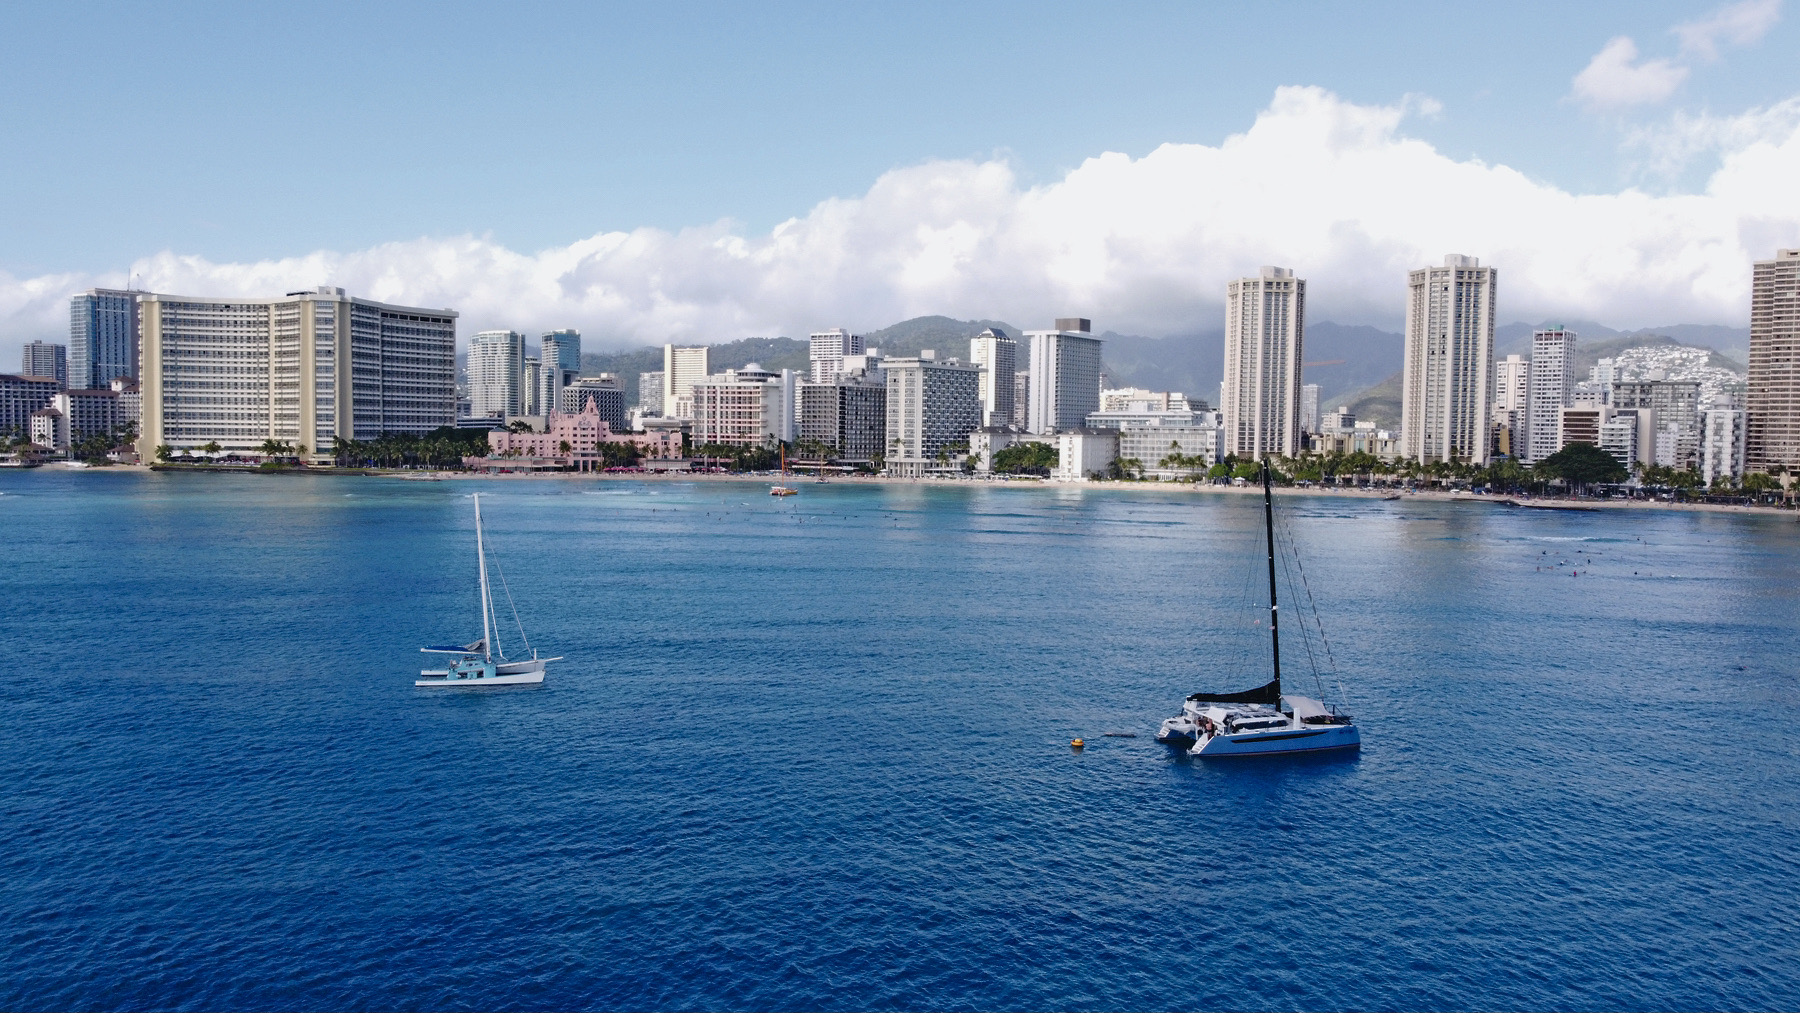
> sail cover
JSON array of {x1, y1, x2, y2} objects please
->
[{"x1": 1187, "y1": 679, "x2": 1281, "y2": 705}]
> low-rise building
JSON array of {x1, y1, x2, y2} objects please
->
[
  {"x1": 472, "y1": 399, "x2": 681, "y2": 471},
  {"x1": 54, "y1": 388, "x2": 122, "y2": 444},
  {"x1": 1051, "y1": 428, "x2": 1118, "y2": 482},
  {"x1": 1310, "y1": 426, "x2": 1402, "y2": 461},
  {"x1": 1086, "y1": 402, "x2": 1223, "y2": 477},
  {"x1": 31, "y1": 406, "x2": 66, "y2": 449},
  {"x1": 111, "y1": 378, "x2": 140, "y2": 426},
  {"x1": 968, "y1": 425, "x2": 1052, "y2": 474},
  {"x1": 1119, "y1": 427, "x2": 1218, "y2": 478},
  {"x1": 1097, "y1": 387, "x2": 1195, "y2": 412}
]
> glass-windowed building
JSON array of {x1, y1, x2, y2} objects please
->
[{"x1": 70, "y1": 289, "x2": 141, "y2": 391}]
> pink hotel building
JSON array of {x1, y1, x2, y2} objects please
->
[{"x1": 467, "y1": 397, "x2": 681, "y2": 472}]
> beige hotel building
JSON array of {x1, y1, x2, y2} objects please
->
[{"x1": 137, "y1": 286, "x2": 457, "y2": 463}]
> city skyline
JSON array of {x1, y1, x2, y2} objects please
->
[{"x1": 2, "y1": 3, "x2": 1799, "y2": 363}]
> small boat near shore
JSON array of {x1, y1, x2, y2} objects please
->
[
  {"x1": 417, "y1": 494, "x2": 560, "y2": 688},
  {"x1": 1156, "y1": 461, "x2": 1360, "y2": 758},
  {"x1": 771, "y1": 445, "x2": 798, "y2": 496}
]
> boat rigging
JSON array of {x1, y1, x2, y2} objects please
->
[
  {"x1": 417, "y1": 493, "x2": 561, "y2": 688},
  {"x1": 1156, "y1": 460, "x2": 1361, "y2": 757}
]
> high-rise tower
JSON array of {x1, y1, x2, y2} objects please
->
[
  {"x1": 1400, "y1": 255, "x2": 1496, "y2": 465},
  {"x1": 1747, "y1": 249, "x2": 1800, "y2": 473},
  {"x1": 468, "y1": 330, "x2": 525, "y2": 418},
  {"x1": 808, "y1": 329, "x2": 865, "y2": 384},
  {"x1": 1025, "y1": 319, "x2": 1102, "y2": 433},
  {"x1": 968, "y1": 327, "x2": 1017, "y2": 428},
  {"x1": 1222, "y1": 268, "x2": 1305, "y2": 459},
  {"x1": 539, "y1": 329, "x2": 582, "y2": 417},
  {"x1": 1527, "y1": 328, "x2": 1577, "y2": 464},
  {"x1": 70, "y1": 289, "x2": 140, "y2": 391},
  {"x1": 662, "y1": 345, "x2": 710, "y2": 419}
]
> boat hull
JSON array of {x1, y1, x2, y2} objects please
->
[
  {"x1": 416, "y1": 658, "x2": 552, "y2": 688},
  {"x1": 1155, "y1": 716, "x2": 1198, "y2": 748},
  {"x1": 1190, "y1": 723, "x2": 1360, "y2": 757}
]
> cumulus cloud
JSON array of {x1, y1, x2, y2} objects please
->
[
  {"x1": 5, "y1": 85, "x2": 1799, "y2": 365},
  {"x1": 1674, "y1": 0, "x2": 1782, "y2": 60},
  {"x1": 1571, "y1": 37, "x2": 1689, "y2": 109},
  {"x1": 1624, "y1": 94, "x2": 1800, "y2": 179}
]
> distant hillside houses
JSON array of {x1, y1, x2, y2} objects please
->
[{"x1": 1608, "y1": 345, "x2": 1746, "y2": 407}]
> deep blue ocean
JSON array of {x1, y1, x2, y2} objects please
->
[{"x1": 3, "y1": 470, "x2": 1798, "y2": 1011}]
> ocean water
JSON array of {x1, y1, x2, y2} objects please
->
[{"x1": 3, "y1": 470, "x2": 1797, "y2": 1011}]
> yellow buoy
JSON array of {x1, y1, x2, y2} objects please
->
[{"x1": 1071, "y1": 738, "x2": 1085, "y2": 749}]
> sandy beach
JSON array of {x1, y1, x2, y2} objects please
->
[{"x1": 377, "y1": 467, "x2": 1799, "y2": 517}]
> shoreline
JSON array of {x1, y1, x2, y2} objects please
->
[
  {"x1": 393, "y1": 469, "x2": 1797, "y2": 517},
  {"x1": 14, "y1": 462, "x2": 1793, "y2": 517}
]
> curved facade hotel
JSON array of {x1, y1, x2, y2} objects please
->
[{"x1": 136, "y1": 286, "x2": 457, "y2": 463}]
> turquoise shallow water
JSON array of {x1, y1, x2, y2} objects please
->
[{"x1": 3, "y1": 470, "x2": 1798, "y2": 1011}]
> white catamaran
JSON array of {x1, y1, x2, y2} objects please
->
[
  {"x1": 1156, "y1": 461, "x2": 1360, "y2": 757},
  {"x1": 417, "y1": 493, "x2": 560, "y2": 687}
]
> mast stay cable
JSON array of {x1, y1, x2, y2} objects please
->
[{"x1": 486, "y1": 537, "x2": 533, "y2": 656}]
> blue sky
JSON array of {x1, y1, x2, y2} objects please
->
[{"x1": 1, "y1": 0, "x2": 1796, "y2": 350}]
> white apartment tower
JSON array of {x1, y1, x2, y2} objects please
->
[
  {"x1": 1025, "y1": 318, "x2": 1103, "y2": 433},
  {"x1": 468, "y1": 330, "x2": 525, "y2": 418},
  {"x1": 663, "y1": 345, "x2": 709, "y2": 419},
  {"x1": 1701, "y1": 409, "x2": 1747, "y2": 485},
  {"x1": 1747, "y1": 249, "x2": 1800, "y2": 473},
  {"x1": 137, "y1": 287, "x2": 457, "y2": 463},
  {"x1": 1527, "y1": 328, "x2": 1577, "y2": 463},
  {"x1": 637, "y1": 371, "x2": 664, "y2": 415},
  {"x1": 1400, "y1": 255, "x2": 1496, "y2": 466},
  {"x1": 969, "y1": 327, "x2": 1017, "y2": 427},
  {"x1": 809, "y1": 329, "x2": 865, "y2": 383},
  {"x1": 1494, "y1": 353, "x2": 1530, "y2": 458},
  {"x1": 1222, "y1": 268, "x2": 1305, "y2": 459}
]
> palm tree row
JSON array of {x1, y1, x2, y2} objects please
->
[{"x1": 330, "y1": 428, "x2": 494, "y2": 469}]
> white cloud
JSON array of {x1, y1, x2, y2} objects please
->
[
  {"x1": 1674, "y1": 0, "x2": 1782, "y2": 60},
  {"x1": 1624, "y1": 95, "x2": 1800, "y2": 179},
  {"x1": 5, "y1": 85, "x2": 1799, "y2": 366},
  {"x1": 1571, "y1": 37, "x2": 1690, "y2": 109}
]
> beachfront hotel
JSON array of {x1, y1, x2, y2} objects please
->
[
  {"x1": 1222, "y1": 269, "x2": 1305, "y2": 459},
  {"x1": 1025, "y1": 319, "x2": 1103, "y2": 434},
  {"x1": 1400, "y1": 255, "x2": 1496, "y2": 466},
  {"x1": 1747, "y1": 248, "x2": 1800, "y2": 473},
  {"x1": 136, "y1": 286, "x2": 457, "y2": 463}
]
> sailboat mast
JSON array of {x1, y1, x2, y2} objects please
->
[
  {"x1": 1262, "y1": 460, "x2": 1281, "y2": 695},
  {"x1": 475, "y1": 494, "x2": 494, "y2": 663}
]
